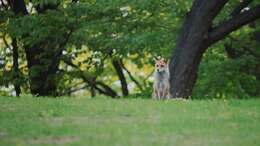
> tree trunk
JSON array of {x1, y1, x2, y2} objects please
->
[
  {"x1": 11, "y1": 38, "x2": 21, "y2": 96},
  {"x1": 112, "y1": 59, "x2": 129, "y2": 96},
  {"x1": 169, "y1": 0, "x2": 228, "y2": 98},
  {"x1": 24, "y1": 46, "x2": 61, "y2": 96},
  {"x1": 169, "y1": 0, "x2": 260, "y2": 98},
  {"x1": 9, "y1": 0, "x2": 66, "y2": 96},
  {"x1": 8, "y1": 0, "x2": 28, "y2": 96}
]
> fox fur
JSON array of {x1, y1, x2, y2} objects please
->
[{"x1": 152, "y1": 58, "x2": 170, "y2": 100}]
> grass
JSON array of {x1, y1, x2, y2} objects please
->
[{"x1": 0, "y1": 96, "x2": 260, "y2": 146}]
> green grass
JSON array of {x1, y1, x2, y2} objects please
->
[{"x1": 0, "y1": 97, "x2": 260, "y2": 146}]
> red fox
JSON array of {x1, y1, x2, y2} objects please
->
[{"x1": 152, "y1": 57, "x2": 170, "y2": 100}]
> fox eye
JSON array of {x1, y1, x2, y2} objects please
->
[
  {"x1": 160, "y1": 64, "x2": 164, "y2": 67},
  {"x1": 156, "y1": 65, "x2": 159, "y2": 67}
]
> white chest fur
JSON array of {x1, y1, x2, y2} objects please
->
[{"x1": 154, "y1": 71, "x2": 169, "y2": 89}]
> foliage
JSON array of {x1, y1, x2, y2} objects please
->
[
  {"x1": 194, "y1": 23, "x2": 260, "y2": 99},
  {"x1": 0, "y1": 0, "x2": 259, "y2": 98}
]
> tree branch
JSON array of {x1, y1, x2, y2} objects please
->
[
  {"x1": 8, "y1": 0, "x2": 28, "y2": 15},
  {"x1": 119, "y1": 60, "x2": 143, "y2": 91},
  {"x1": 0, "y1": 0, "x2": 8, "y2": 10},
  {"x1": 207, "y1": 5, "x2": 260, "y2": 45},
  {"x1": 95, "y1": 81, "x2": 118, "y2": 97},
  {"x1": 47, "y1": 29, "x2": 73, "y2": 73},
  {"x1": 2, "y1": 33, "x2": 10, "y2": 49},
  {"x1": 62, "y1": 56, "x2": 118, "y2": 97},
  {"x1": 72, "y1": 0, "x2": 79, "y2": 3},
  {"x1": 62, "y1": 84, "x2": 90, "y2": 95},
  {"x1": 230, "y1": 0, "x2": 252, "y2": 17},
  {"x1": 11, "y1": 38, "x2": 21, "y2": 96},
  {"x1": 112, "y1": 59, "x2": 129, "y2": 96},
  {"x1": 2, "y1": 34, "x2": 21, "y2": 96}
]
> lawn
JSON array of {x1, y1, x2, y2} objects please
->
[{"x1": 0, "y1": 96, "x2": 260, "y2": 146}]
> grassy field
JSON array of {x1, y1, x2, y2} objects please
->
[{"x1": 0, "y1": 97, "x2": 260, "y2": 146}]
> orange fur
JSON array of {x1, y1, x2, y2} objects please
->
[{"x1": 152, "y1": 58, "x2": 170, "y2": 100}]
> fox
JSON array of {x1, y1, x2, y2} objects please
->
[{"x1": 152, "y1": 57, "x2": 170, "y2": 100}]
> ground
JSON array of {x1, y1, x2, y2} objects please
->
[{"x1": 0, "y1": 96, "x2": 260, "y2": 146}]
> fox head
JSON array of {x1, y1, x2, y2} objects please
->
[{"x1": 154, "y1": 58, "x2": 168, "y2": 73}]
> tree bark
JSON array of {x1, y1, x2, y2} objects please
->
[
  {"x1": 24, "y1": 46, "x2": 60, "y2": 96},
  {"x1": 11, "y1": 38, "x2": 21, "y2": 96},
  {"x1": 169, "y1": 0, "x2": 260, "y2": 98},
  {"x1": 7, "y1": 0, "x2": 28, "y2": 96},
  {"x1": 7, "y1": 0, "x2": 28, "y2": 15},
  {"x1": 9, "y1": 0, "x2": 66, "y2": 96},
  {"x1": 169, "y1": 0, "x2": 228, "y2": 98},
  {"x1": 112, "y1": 59, "x2": 129, "y2": 96}
]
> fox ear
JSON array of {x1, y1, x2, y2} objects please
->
[
  {"x1": 153, "y1": 56, "x2": 160, "y2": 61},
  {"x1": 162, "y1": 58, "x2": 166, "y2": 62},
  {"x1": 160, "y1": 58, "x2": 167, "y2": 63}
]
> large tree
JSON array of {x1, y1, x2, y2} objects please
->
[
  {"x1": 169, "y1": 0, "x2": 260, "y2": 98},
  {"x1": 7, "y1": 0, "x2": 69, "y2": 96}
]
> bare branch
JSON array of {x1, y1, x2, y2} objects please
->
[
  {"x1": 62, "y1": 56, "x2": 118, "y2": 97},
  {"x1": 119, "y1": 60, "x2": 143, "y2": 91},
  {"x1": 62, "y1": 84, "x2": 90, "y2": 95},
  {"x1": 112, "y1": 59, "x2": 128, "y2": 96},
  {"x1": 207, "y1": 5, "x2": 260, "y2": 45},
  {"x1": 2, "y1": 33, "x2": 10, "y2": 49}
]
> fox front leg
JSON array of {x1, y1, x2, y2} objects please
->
[
  {"x1": 166, "y1": 88, "x2": 170, "y2": 99},
  {"x1": 157, "y1": 90, "x2": 161, "y2": 100},
  {"x1": 163, "y1": 88, "x2": 169, "y2": 99},
  {"x1": 152, "y1": 89, "x2": 158, "y2": 99},
  {"x1": 162, "y1": 90, "x2": 166, "y2": 100}
]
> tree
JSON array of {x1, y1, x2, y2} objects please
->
[
  {"x1": 169, "y1": 0, "x2": 260, "y2": 98},
  {"x1": 1, "y1": 0, "x2": 178, "y2": 97},
  {"x1": 7, "y1": 0, "x2": 69, "y2": 96},
  {"x1": 2, "y1": 0, "x2": 258, "y2": 98}
]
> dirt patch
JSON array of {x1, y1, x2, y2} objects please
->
[
  {"x1": 0, "y1": 105, "x2": 16, "y2": 112},
  {"x1": 0, "y1": 128, "x2": 7, "y2": 138},
  {"x1": 44, "y1": 117, "x2": 64, "y2": 126},
  {"x1": 27, "y1": 136, "x2": 79, "y2": 145},
  {"x1": 71, "y1": 115, "x2": 138, "y2": 125},
  {"x1": 0, "y1": 131, "x2": 6, "y2": 138}
]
